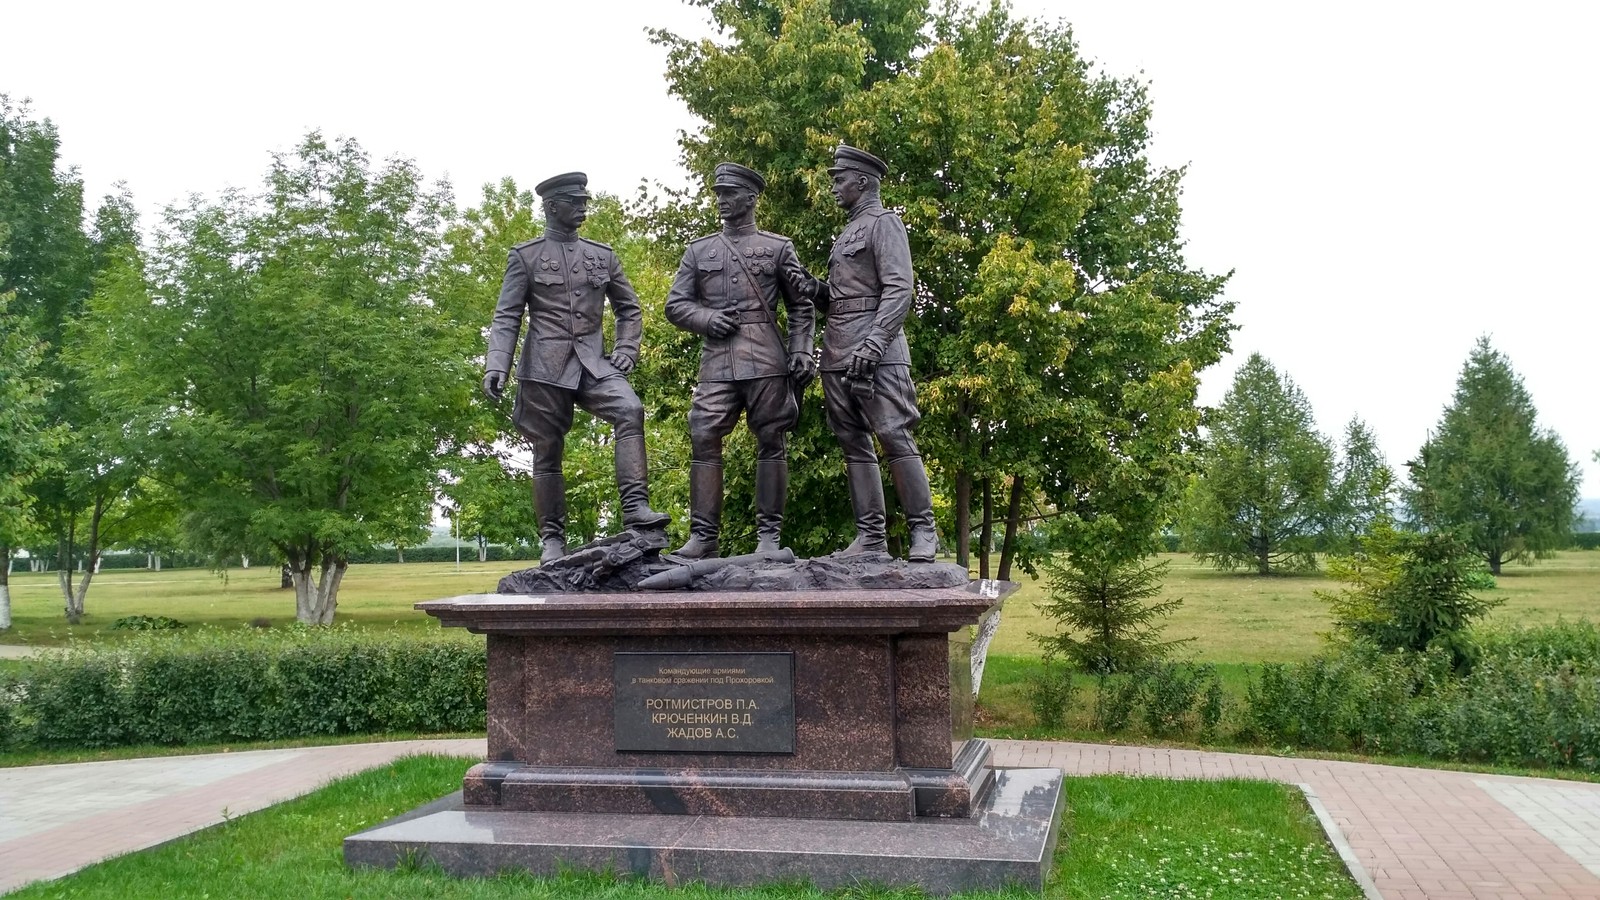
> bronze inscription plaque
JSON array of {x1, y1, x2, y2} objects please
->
[{"x1": 613, "y1": 652, "x2": 795, "y2": 753}]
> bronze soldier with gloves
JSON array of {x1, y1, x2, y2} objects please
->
[
  {"x1": 664, "y1": 162, "x2": 816, "y2": 558},
  {"x1": 482, "y1": 172, "x2": 670, "y2": 564},
  {"x1": 817, "y1": 144, "x2": 937, "y2": 562}
]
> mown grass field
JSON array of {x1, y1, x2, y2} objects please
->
[
  {"x1": 3, "y1": 754, "x2": 1361, "y2": 899},
  {"x1": 7, "y1": 550, "x2": 1597, "y2": 659}
]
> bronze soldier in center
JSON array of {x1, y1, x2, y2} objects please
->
[{"x1": 664, "y1": 163, "x2": 817, "y2": 558}]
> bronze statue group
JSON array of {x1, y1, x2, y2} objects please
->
[{"x1": 482, "y1": 145, "x2": 938, "y2": 568}]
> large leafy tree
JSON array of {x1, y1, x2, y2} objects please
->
[
  {"x1": 1181, "y1": 353, "x2": 1336, "y2": 574},
  {"x1": 1405, "y1": 337, "x2": 1580, "y2": 575},
  {"x1": 2, "y1": 98, "x2": 144, "y2": 622},
  {"x1": 84, "y1": 134, "x2": 475, "y2": 623},
  {"x1": 0, "y1": 290, "x2": 61, "y2": 629},
  {"x1": 653, "y1": 0, "x2": 1232, "y2": 569}
]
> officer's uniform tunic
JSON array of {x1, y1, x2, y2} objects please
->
[
  {"x1": 665, "y1": 222, "x2": 815, "y2": 462},
  {"x1": 487, "y1": 229, "x2": 647, "y2": 474},
  {"x1": 820, "y1": 197, "x2": 922, "y2": 465}
]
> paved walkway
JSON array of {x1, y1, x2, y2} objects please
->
[
  {"x1": 994, "y1": 741, "x2": 1600, "y2": 900},
  {"x1": 0, "y1": 738, "x2": 482, "y2": 894},
  {"x1": 3, "y1": 738, "x2": 1598, "y2": 898},
  {"x1": 0, "y1": 646, "x2": 41, "y2": 660}
]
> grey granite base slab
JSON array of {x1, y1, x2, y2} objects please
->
[{"x1": 345, "y1": 766, "x2": 1064, "y2": 895}]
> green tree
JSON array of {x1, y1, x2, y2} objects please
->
[
  {"x1": 1320, "y1": 517, "x2": 1500, "y2": 668},
  {"x1": 83, "y1": 134, "x2": 474, "y2": 623},
  {"x1": 1328, "y1": 416, "x2": 1394, "y2": 551},
  {"x1": 1405, "y1": 337, "x2": 1580, "y2": 575},
  {"x1": 2, "y1": 97, "x2": 146, "y2": 622},
  {"x1": 1033, "y1": 549, "x2": 1188, "y2": 675},
  {"x1": 0, "y1": 291, "x2": 61, "y2": 629},
  {"x1": 1181, "y1": 353, "x2": 1336, "y2": 574},
  {"x1": 653, "y1": 0, "x2": 1233, "y2": 568}
]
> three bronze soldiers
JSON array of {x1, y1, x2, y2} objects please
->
[{"x1": 483, "y1": 146, "x2": 938, "y2": 565}]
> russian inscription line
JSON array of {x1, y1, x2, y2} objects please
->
[{"x1": 614, "y1": 653, "x2": 795, "y2": 753}]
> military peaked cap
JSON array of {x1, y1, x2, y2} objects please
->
[
  {"x1": 828, "y1": 144, "x2": 888, "y2": 178},
  {"x1": 713, "y1": 162, "x2": 766, "y2": 193},
  {"x1": 535, "y1": 171, "x2": 590, "y2": 200}
]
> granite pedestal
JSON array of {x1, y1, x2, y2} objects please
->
[{"x1": 345, "y1": 581, "x2": 1066, "y2": 893}]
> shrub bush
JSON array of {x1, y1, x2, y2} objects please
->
[
  {"x1": 2, "y1": 625, "x2": 485, "y2": 751},
  {"x1": 1240, "y1": 624, "x2": 1600, "y2": 770},
  {"x1": 110, "y1": 615, "x2": 187, "y2": 631},
  {"x1": 1024, "y1": 663, "x2": 1075, "y2": 729}
]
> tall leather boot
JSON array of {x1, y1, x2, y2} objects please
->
[
  {"x1": 754, "y1": 459, "x2": 787, "y2": 553},
  {"x1": 839, "y1": 462, "x2": 888, "y2": 555},
  {"x1": 671, "y1": 462, "x2": 722, "y2": 559},
  {"x1": 890, "y1": 455, "x2": 939, "y2": 563},
  {"x1": 614, "y1": 434, "x2": 671, "y2": 530},
  {"x1": 532, "y1": 472, "x2": 567, "y2": 565}
]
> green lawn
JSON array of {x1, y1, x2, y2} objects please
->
[
  {"x1": 8, "y1": 550, "x2": 1597, "y2": 654},
  {"x1": 988, "y1": 550, "x2": 1600, "y2": 662},
  {"x1": 4, "y1": 754, "x2": 1360, "y2": 899},
  {"x1": 1, "y1": 560, "x2": 525, "y2": 646}
]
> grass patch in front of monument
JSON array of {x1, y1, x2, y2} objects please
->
[
  {"x1": 6, "y1": 754, "x2": 1361, "y2": 899},
  {"x1": 1053, "y1": 776, "x2": 1362, "y2": 899}
]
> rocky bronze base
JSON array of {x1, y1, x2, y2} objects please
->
[
  {"x1": 682, "y1": 551, "x2": 970, "y2": 592},
  {"x1": 345, "y1": 766, "x2": 1065, "y2": 896},
  {"x1": 497, "y1": 528, "x2": 672, "y2": 593}
]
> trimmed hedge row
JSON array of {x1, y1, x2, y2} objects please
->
[{"x1": 0, "y1": 626, "x2": 485, "y2": 750}]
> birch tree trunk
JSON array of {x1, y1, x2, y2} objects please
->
[{"x1": 1, "y1": 547, "x2": 11, "y2": 631}]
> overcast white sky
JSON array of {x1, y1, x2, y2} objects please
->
[{"x1": 6, "y1": 0, "x2": 1597, "y2": 496}]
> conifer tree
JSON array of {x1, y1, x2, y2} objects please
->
[
  {"x1": 1181, "y1": 353, "x2": 1336, "y2": 574},
  {"x1": 1405, "y1": 337, "x2": 1579, "y2": 574}
]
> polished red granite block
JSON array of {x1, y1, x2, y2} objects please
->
[{"x1": 420, "y1": 585, "x2": 1015, "y2": 821}]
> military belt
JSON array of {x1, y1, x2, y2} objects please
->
[
  {"x1": 830, "y1": 296, "x2": 880, "y2": 314},
  {"x1": 736, "y1": 310, "x2": 773, "y2": 324}
]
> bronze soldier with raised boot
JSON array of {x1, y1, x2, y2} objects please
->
[
  {"x1": 482, "y1": 172, "x2": 670, "y2": 565},
  {"x1": 816, "y1": 145, "x2": 938, "y2": 562},
  {"x1": 664, "y1": 162, "x2": 816, "y2": 559}
]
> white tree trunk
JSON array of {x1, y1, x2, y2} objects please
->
[
  {"x1": 241, "y1": 555, "x2": 250, "y2": 569},
  {"x1": 152, "y1": 554, "x2": 161, "y2": 572},
  {"x1": 292, "y1": 556, "x2": 346, "y2": 625},
  {"x1": 0, "y1": 548, "x2": 11, "y2": 631}
]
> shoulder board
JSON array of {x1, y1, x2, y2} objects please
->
[
  {"x1": 511, "y1": 237, "x2": 544, "y2": 251},
  {"x1": 580, "y1": 237, "x2": 613, "y2": 251},
  {"x1": 689, "y1": 233, "x2": 721, "y2": 247},
  {"x1": 756, "y1": 230, "x2": 792, "y2": 243},
  {"x1": 862, "y1": 207, "x2": 891, "y2": 219}
]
